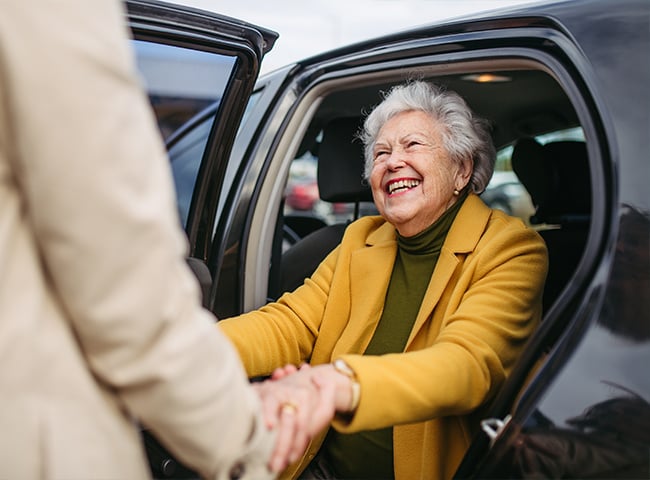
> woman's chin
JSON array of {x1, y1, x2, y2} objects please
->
[{"x1": 384, "y1": 213, "x2": 418, "y2": 232}]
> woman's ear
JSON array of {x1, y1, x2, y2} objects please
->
[{"x1": 455, "y1": 158, "x2": 473, "y2": 190}]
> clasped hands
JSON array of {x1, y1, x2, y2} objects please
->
[{"x1": 253, "y1": 363, "x2": 357, "y2": 473}]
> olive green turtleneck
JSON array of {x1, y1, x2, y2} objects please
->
[{"x1": 322, "y1": 192, "x2": 468, "y2": 479}]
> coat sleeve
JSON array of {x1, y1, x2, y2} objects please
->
[
  {"x1": 218, "y1": 246, "x2": 340, "y2": 376},
  {"x1": 218, "y1": 216, "x2": 386, "y2": 374},
  {"x1": 335, "y1": 216, "x2": 548, "y2": 432},
  {"x1": 0, "y1": 1, "x2": 273, "y2": 478}
]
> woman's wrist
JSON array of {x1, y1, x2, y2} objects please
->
[{"x1": 332, "y1": 359, "x2": 360, "y2": 413}]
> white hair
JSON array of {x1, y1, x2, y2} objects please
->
[{"x1": 359, "y1": 81, "x2": 496, "y2": 194}]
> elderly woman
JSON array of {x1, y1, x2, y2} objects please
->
[{"x1": 218, "y1": 81, "x2": 548, "y2": 480}]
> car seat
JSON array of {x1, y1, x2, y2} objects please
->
[
  {"x1": 511, "y1": 138, "x2": 591, "y2": 313},
  {"x1": 274, "y1": 117, "x2": 373, "y2": 297}
]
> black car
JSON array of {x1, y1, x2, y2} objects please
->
[{"x1": 127, "y1": 0, "x2": 650, "y2": 477}]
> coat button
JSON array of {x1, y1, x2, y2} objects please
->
[{"x1": 229, "y1": 462, "x2": 245, "y2": 480}]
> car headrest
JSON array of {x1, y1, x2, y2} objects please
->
[
  {"x1": 512, "y1": 138, "x2": 591, "y2": 225},
  {"x1": 317, "y1": 118, "x2": 373, "y2": 203}
]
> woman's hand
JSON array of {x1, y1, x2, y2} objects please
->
[
  {"x1": 253, "y1": 366, "x2": 336, "y2": 473},
  {"x1": 255, "y1": 362, "x2": 360, "y2": 472},
  {"x1": 270, "y1": 363, "x2": 305, "y2": 380},
  {"x1": 272, "y1": 363, "x2": 357, "y2": 413}
]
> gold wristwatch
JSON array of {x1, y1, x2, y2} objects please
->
[{"x1": 333, "y1": 358, "x2": 361, "y2": 413}]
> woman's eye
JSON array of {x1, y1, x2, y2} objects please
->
[{"x1": 374, "y1": 150, "x2": 389, "y2": 161}]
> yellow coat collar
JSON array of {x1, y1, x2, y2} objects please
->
[
  {"x1": 364, "y1": 193, "x2": 491, "y2": 252},
  {"x1": 335, "y1": 194, "x2": 492, "y2": 353}
]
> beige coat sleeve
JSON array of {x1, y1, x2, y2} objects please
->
[{"x1": 0, "y1": 1, "x2": 273, "y2": 478}]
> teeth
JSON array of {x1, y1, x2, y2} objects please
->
[{"x1": 388, "y1": 179, "x2": 420, "y2": 194}]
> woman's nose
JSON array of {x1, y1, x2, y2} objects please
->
[{"x1": 385, "y1": 149, "x2": 406, "y2": 170}]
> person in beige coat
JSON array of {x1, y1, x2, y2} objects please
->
[{"x1": 0, "y1": 1, "x2": 334, "y2": 478}]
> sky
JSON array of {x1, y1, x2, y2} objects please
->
[{"x1": 175, "y1": 0, "x2": 544, "y2": 74}]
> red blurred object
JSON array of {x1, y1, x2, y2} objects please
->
[{"x1": 286, "y1": 181, "x2": 319, "y2": 211}]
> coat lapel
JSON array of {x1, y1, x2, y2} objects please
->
[
  {"x1": 407, "y1": 194, "x2": 492, "y2": 346},
  {"x1": 334, "y1": 222, "x2": 397, "y2": 355}
]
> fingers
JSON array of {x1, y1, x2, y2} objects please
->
[
  {"x1": 269, "y1": 401, "x2": 304, "y2": 472},
  {"x1": 271, "y1": 362, "x2": 310, "y2": 381},
  {"x1": 275, "y1": 400, "x2": 312, "y2": 471},
  {"x1": 252, "y1": 382, "x2": 280, "y2": 430},
  {"x1": 261, "y1": 385, "x2": 312, "y2": 472},
  {"x1": 271, "y1": 363, "x2": 298, "y2": 380}
]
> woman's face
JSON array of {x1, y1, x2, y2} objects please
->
[{"x1": 369, "y1": 110, "x2": 472, "y2": 237}]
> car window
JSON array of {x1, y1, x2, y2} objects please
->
[
  {"x1": 132, "y1": 39, "x2": 236, "y2": 227},
  {"x1": 167, "y1": 111, "x2": 216, "y2": 227},
  {"x1": 484, "y1": 127, "x2": 586, "y2": 224}
]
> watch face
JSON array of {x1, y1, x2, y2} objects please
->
[
  {"x1": 334, "y1": 359, "x2": 355, "y2": 377},
  {"x1": 333, "y1": 360, "x2": 360, "y2": 412}
]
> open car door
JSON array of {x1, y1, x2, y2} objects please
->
[{"x1": 126, "y1": 0, "x2": 277, "y2": 304}]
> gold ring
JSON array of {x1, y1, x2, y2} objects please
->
[{"x1": 280, "y1": 401, "x2": 299, "y2": 415}]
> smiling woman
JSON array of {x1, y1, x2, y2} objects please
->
[
  {"x1": 369, "y1": 110, "x2": 463, "y2": 236},
  {"x1": 363, "y1": 82, "x2": 493, "y2": 237},
  {"x1": 217, "y1": 80, "x2": 549, "y2": 479}
]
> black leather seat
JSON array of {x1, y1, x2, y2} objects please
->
[
  {"x1": 276, "y1": 118, "x2": 373, "y2": 296},
  {"x1": 511, "y1": 138, "x2": 591, "y2": 312}
]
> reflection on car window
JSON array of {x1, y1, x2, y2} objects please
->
[
  {"x1": 168, "y1": 113, "x2": 215, "y2": 227},
  {"x1": 483, "y1": 127, "x2": 585, "y2": 223},
  {"x1": 132, "y1": 39, "x2": 236, "y2": 227},
  {"x1": 214, "y1": 90, "x2": 264, "y2": 231}
]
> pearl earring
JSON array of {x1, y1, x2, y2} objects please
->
[{"x1": 453, "y1": 189, "x2": 460, "y2": 196}]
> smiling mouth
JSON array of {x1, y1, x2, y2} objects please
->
[{"x1": 387, "y1": 179, "x2": 421, "y2": 195}]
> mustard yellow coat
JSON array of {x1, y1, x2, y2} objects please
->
[{"x1": 219, "y1": 194, "x2": 548, "y2": 479}]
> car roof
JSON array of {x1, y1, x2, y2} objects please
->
[{"x1": 260, "y1": 0, "x2": 645, "y2": 153}]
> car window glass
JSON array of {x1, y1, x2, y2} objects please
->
[
  {"x1": 484, "y1": 127, "x2": 585, "y2": 224},
  {"x1": 167, "y1": 113, "x2": 215, "y2": 227},
  {"x1": 132, "y1": 39, "x2": 236, "y2": 227},
  {"x1": 214, "y1": 89, "x2": 263, "y2": 232}
]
